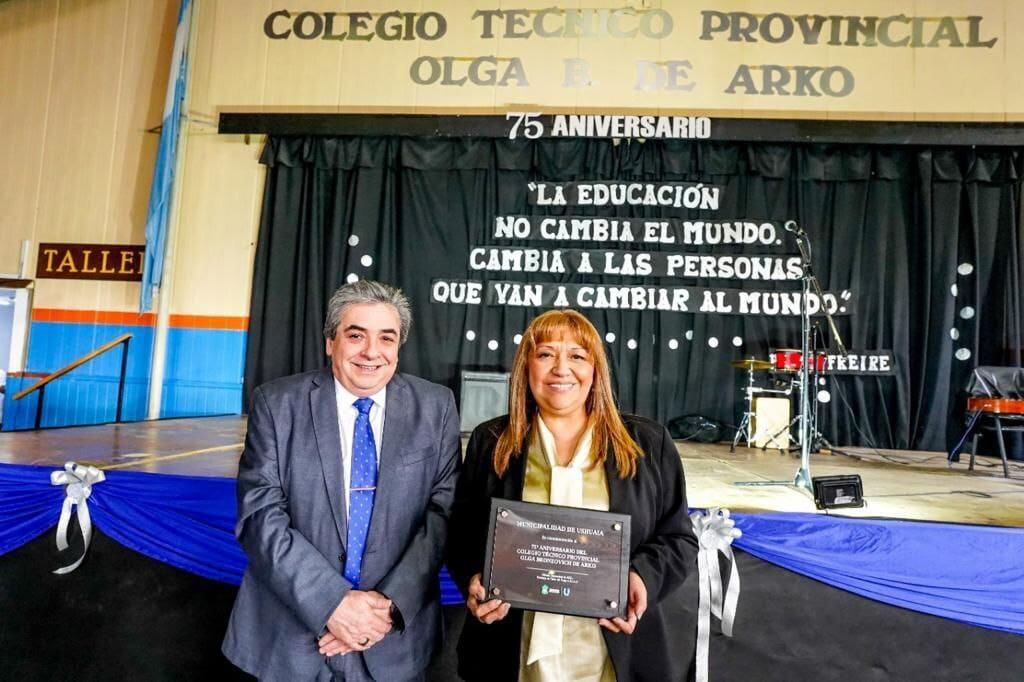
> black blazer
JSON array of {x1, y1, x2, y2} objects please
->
[{"x1": 447, "y1": 414, "x2": 698, "y2": 682}]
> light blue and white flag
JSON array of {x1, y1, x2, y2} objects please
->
[{"x1": 140, "y1": 0, "x2": 192, "y2": 311}]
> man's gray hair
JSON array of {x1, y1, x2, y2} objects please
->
[{"x1": 323, "y1": 280, "x2": 413, "y2": 344}]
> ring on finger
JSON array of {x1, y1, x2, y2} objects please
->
[{"x1": 359, "y1": 637, "x2": 370, "y2": 646}]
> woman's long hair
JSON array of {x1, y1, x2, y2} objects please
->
[{"x1": 493, "y1": 310, "x2": 643, "y2": 479}]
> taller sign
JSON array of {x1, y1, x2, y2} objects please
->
[{"x1": 36, "y1": 244, "x2": 145, "y2": 282}]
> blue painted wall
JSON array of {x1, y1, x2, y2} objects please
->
[
  {"x1": 162, "y1": 327, "x2": 246, "y2": 418},
  {"x1": 1, "y1": 320, "x2": 244, "y2": 430}
]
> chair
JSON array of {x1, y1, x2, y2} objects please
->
[{"x1": 948, "y1": 366, "x2": 1024, "y2": 478}]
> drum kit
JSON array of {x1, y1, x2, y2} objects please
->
[{"x1": 730, "y1": 349, "x2": 829, "y2": 454}]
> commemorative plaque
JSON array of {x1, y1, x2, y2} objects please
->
[{"x1": 482, "y1": 498, "x2": 630, "y2": 619}]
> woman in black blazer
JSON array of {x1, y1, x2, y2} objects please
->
[{"x1": 447, "y1": 310, "x2": 698, "y2": 681}]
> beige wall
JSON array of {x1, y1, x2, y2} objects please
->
[
  {"x1": 0, "y1": 0, "x2": 177, "y2": 311},
  {"x1": 0, "y1": 0, "x2": 263, "y2": 318},
  {"x1": 170, "y1": 129, "x2": 264, "y2": 317}
]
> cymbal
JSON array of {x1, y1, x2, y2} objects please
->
[{"x1": 730, "y1": 358, "x2": 773, "y2": 371}]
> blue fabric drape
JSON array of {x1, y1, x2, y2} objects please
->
[
  {"x1": 0, "y1": 463, "x2": 463, "y2": 604},
  {"x1": 733, "y1": 512, "x2": 1024, "y2": 635},
  {"x1": 88, "y1": 469, "x2": 245, "y2": 584},
  {"x1": 0, "y1": 463, "x2": 244, "y2": 583},
  {"x1": 4, "y1": 462, "x2": 1023, "y2": 633},
  {"x1": 0, "y1": 464, "x2": 64, "y2": 555}
]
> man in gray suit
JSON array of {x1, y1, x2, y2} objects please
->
[{"x1": 223, "y1": 280, "x2": 461, "y2": 681}]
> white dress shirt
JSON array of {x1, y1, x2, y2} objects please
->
[{"x1": 333, "y1": 378, "x2": 386, "y2": 517}]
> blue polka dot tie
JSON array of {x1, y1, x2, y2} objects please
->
[{"x1": 344, "y1": 397, "x2": 377, "y2": 586}]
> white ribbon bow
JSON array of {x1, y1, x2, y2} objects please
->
[
  {"x1": 690, "y1": 507, "x2": 742, "y2": 682},
  {"x1": 50, "y1": 462, "x2": 105, "y2": 575}
]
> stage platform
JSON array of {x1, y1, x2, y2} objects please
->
[{"x1": 1, "y1": 415, "x2": 1021, "y2": 527}]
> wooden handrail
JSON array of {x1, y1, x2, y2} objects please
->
[{"x1": 12, "y1": 333, "x2": 133, "y2": 401}]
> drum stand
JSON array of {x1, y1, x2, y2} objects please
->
[
  {"x1": 731, "y1": 363, "x2": 758, "y2": 452},
  {"x1": 736, "y1": 223, "x2": 848, "y2": 494},
  {"x1": 731, "y1": 402, "x2": 755, "y2": 452},
  {"x1": 760, "y1": 413, "x2": 799, "y2": 453}
]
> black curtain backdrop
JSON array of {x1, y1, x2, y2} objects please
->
[{"x1": 245, "y1": 136, "x2": 1024, "y2": 452}]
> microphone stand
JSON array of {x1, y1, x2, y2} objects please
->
[
  {"x1": 795, "y1": 232, "x2": 847, "y2": 357},
  {"x1": 792, "y1": 232, "x2": 814, "y2": 490},
  {"x1": 735, "y1": 221, "x2": 848, "y2": 495}
]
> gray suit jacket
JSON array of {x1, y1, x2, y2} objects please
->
[{"x1": 223, "y1": 369, "x2": 460, "y2": 681}]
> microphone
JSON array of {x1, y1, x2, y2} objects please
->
[{"x1": 783, "y1": 220, "x2": 805, "y2": 236}]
